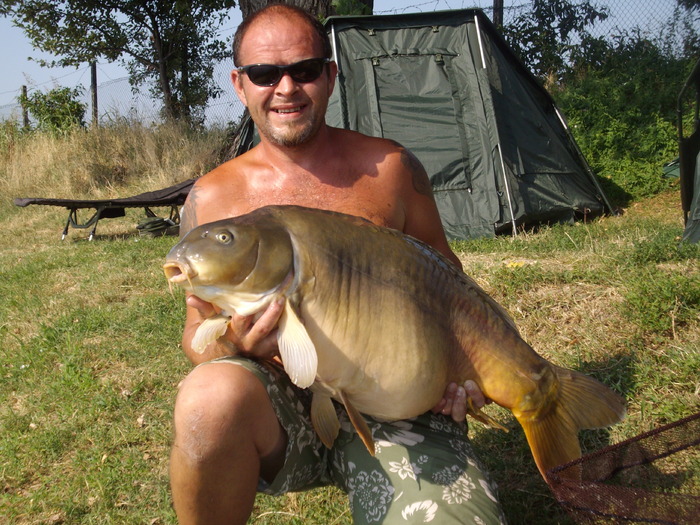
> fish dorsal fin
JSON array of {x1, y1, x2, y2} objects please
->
[
  {"x1": 339, "y1": 390, "x2": 375, "y2": 456},
  {"x1": 277, "y1": 300, "x2": 317, "y2": 388},
  {"x1": 192, "y1": 314, "x2": 230, "y2": 354},
  {"x1": 310, "y1": 392, "x2": 340, "y2": 449}
]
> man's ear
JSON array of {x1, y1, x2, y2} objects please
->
[
  {"x1": 231, "y1": 70, "x2": 248, "y2": 106},
  {"x1": 327, "y1": 61, "x2": 338, "y2": 96}
]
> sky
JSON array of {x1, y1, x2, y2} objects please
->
[{"x1": 0, "y1": 1, "x2": 488, "y2": 108}]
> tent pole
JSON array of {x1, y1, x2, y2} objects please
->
[
  {"x1": 478, "y1": 11, "x2": 516, "y2": 235},
  {"x1": 554, "y1": 107, "x2": 615, "y2": 215},
  {"x1": 330, "y1": 23, "x2": 340, "y2": 74},
  {"x1": 496, "y1": 143, "x2": 518, "y2": 236},
  {"x1": 474, "y1": 13, "x2": 487, "y2": 69}
]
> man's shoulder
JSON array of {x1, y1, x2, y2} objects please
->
[
  {"x1": 192, "y1": 153, "x2": 253, "y2": 192},
  {"x1": 329, "y1": 127, "x2": 403, "y2": 158}
]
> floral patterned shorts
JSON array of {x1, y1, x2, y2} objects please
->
[{"x1": 210, "y1": 356, "x2": 507, "y2": 525}]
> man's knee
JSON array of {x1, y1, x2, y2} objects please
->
[{"x1": 173, "y1": 362, "x2": 268, "y2": 458}]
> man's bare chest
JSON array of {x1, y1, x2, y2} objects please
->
[{"x1": 238, "y1": 178, "x2": 403, "y2": 230}]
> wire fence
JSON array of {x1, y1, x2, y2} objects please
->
[{"x1": 0, "y1": 0, "x2": 695, "y2": 128}]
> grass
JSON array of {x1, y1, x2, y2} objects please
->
[{"x1": 1, "y1": 126, "x2": 699, "y2": 524}]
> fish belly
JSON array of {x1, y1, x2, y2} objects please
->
[{"x1": 299, "y1": 276, "x2": 456, "y2": 420}]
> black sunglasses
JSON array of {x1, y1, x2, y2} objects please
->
[{"x1": 238, "y1": 58, "x2": 330, "y2": 87}]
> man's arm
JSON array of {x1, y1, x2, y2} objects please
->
[{"x1": 395, "y1": 144, "x2": 462, "y2": 269}]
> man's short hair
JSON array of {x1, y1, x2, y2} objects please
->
[{"x1": 232, "y1": 3, "x2": 332, "y2": 66}]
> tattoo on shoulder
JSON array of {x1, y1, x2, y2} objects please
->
[
  {"x1": 179, "y1": 185, "x2": 202, "y2": 238},
  {"x1": 397, "y1": 144, "x2": 433, "y2": 198}
]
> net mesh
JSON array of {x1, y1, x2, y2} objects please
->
[{"x1": 547, "y1": 412, "x2": 700, "y2": 524}]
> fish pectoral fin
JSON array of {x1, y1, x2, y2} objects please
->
[
  {"x1": 467, "y1": 398, "x2": 509, "y2": 433},
  {"x1": 339, "y1": 390, "x2": 375, "y2": 456},
  {"x1": 277, "y1": 300, "x2": 318, "y2": 389},
  {"x1": 192, "y1": 314, "x2": 231, "y2": 354},
  {"x1": 311, "y1": 393, "x2": 340, "y2": 449}
]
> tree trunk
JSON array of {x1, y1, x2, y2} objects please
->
[
  {"x1": 148, "y1": 13, "x2": 177, "y2": 120},
  {"x1": 181, "y1": 36, "x2": 191, "y2": 121},
  {"x1": 239, "y1": 0, "x2": 333, "y2": 19}
]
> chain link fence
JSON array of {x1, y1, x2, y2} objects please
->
[{"x1": 0, "y1": 0, "x2": 696, "y2": 128}]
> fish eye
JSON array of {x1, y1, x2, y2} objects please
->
[{"x1": 215, "y1": 231, "x2": 233, "y2": 244}]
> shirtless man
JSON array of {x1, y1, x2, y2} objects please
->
[{"x1": 169, "y1": 5, "x2": 504, "y2": 524}]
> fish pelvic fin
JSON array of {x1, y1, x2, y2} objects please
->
[
  {"x1": 515, "y1": 366, "x2": 626, "y2": 482},
  {"x1": 192, "y1": 314, "x2": 231, "y2": 354},
  {"x1": 277, "y1": 300, "x2": 318, "y2": 389},
  {"x1": 467, "y1": 397, "x2": 509, "y2": 432},
  {"x1": 310, "y1": 393, "x2": 340, "y2": 449},
  {"x1": 339, "y1": 390, "x2": 376, "y2": 456}
]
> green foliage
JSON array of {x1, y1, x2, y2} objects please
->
[
  {"x1": 332, "y1": 0, "x2": 372, "y2": 16},
  {"x1": 18, "y1": 86, "x2": 86, "y2": 134},
  {"x1": 502, "y1": 0, "x2": 608, "y2": 78},
  {"x1": 623, "y1": 227, "x2": 700, "y2": 266},
  {"x1": 551, "y1": 28, "x2": 695, "y2": 203}
]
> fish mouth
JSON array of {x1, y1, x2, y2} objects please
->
[{"x1": 163, "y1": 261, "x2": 196, "y2": 284}]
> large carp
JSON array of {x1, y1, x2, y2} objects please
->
[{"x1": 163, "y1": 205, "x2": 625, "y2": 481}]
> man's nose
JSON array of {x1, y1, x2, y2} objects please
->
[{"x1": 275, "y1": 72, "x2": 299, "y2": 94}]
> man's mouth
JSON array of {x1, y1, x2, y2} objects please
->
[{"x1": 273, "y1": 106, "x2": 303, "y2": 114}]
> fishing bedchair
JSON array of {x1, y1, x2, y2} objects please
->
[{"x1": 13, "y1": 178, "x2": 195, "y2": 240}]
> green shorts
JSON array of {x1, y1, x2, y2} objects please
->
[{"x1": 208, "y1": 356, "x2": 506, "y2": 524}]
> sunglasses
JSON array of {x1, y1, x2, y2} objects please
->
[{"x1": 238, "y1": 58, "x2": 331, "y2": 87}]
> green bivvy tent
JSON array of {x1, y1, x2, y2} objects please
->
[
  {"x1": 679, "y1": 58, "x2": 700, "y2": 244},
  {"x1": 325, "y1": 9, "x2": 611, "y2": 240},
  {"x1": 232, "y1": 9, "x2": 612, "y2": 240}
]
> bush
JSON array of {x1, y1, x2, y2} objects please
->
[
  {"x1": 18, "y1": 86, "x2": 87, "y2": 135},
  {"x1": 552, "y1": 31, "x2": 694, "y2": 204}
]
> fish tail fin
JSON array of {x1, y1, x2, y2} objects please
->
[{"x1": 517, "y1": 366, "x2": 626, "y2": 481}]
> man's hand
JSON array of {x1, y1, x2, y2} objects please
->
[
  {"x1": 225, "y1": 298, "x2": 284, "y2": 358},
  {"x1": 432, "y1": 380, "x2": 487, "y2": 422},
  {"x1": 186, "y1": 295, "x2": 284, "y2": 359}
]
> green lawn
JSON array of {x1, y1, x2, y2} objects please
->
[{"x1": 1, "y1": 189, "x2": 698, "y2": 524}]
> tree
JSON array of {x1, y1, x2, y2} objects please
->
[
  {"x1": 0, "y1": 1, "x2": 236, "y2": 123},
  {"x1": 236, "y1": 0, "x2": 374, "y2": 20},
  {"x1": 678, "y1": 0, "x2": 700, "y2": 12},
  {"x1": 238, "y1": 0, "x2": 331, "y2": 19},
  {"x1": 502, "y1": 0, "x2": 608, "y2": 79}
]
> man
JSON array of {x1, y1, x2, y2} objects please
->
[{"x1": 170, "y1": 4, "x2": 505, "y2": 524}]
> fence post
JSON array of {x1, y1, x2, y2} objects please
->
[
  {"x1": 91, "y1": 62, "x2": 98, "y2": 127},
  {"x1": 21, "y1": 85, "x2": 29, "y2": 129},
  {"x1": 492, "y1": 0, "x2": 503, "y2": 27}
]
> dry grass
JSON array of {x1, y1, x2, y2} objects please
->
[{"x1": 1, "y1": 120, "x2": 225, "y2": 199}]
